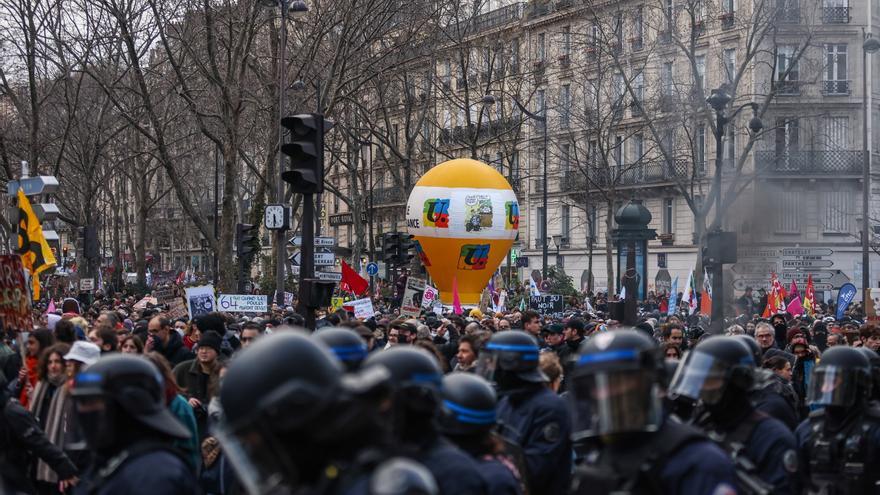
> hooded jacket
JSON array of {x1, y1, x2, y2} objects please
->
[{"x1": 156, "y1": 330, "x2": 194, "y2": 367}]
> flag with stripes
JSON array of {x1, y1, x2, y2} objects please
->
[{"x1": 17, "y1": 189, "x2": 56, "y2": 300}]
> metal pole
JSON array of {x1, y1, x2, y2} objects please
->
[
  {"x1": 542, "y1": 117, "x2": 548, "y2": 280},
  {"x1": 710, "y1": 109, "x2": 726, "y2": 333},
  {"x1": 299, "y1": 193, "x2": 316, "y2": 329},
  {"x1": 275, "y1": 0, "x2": 288, "y2": 307},
  {"x1": 368, "y1": 142, "x2": 376, "y2": 294},
  {"x1": 315, "y1": 79, "x2": 323, "y2": 237},
  {"x1": 864, "y1": 40, "x2": 871, "y2": 305}
]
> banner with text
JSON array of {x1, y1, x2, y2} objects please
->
[
  {"x1": 529, "y1": 294, "x2": 564, "y2": 318},
  {"x1": 218, "y1": 294, "x2": 268, "y2": 313}
]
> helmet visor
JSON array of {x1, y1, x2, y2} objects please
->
[
  {"x1": 668, "y1": 350, "x2": 728, "y2": 405},
  {"x1": 807, "y1": 366, "x2": 858, "y2": 407},
  {"x1": 475, "y1": 353, "x2": 500, "y2": 383},
  {"x1": 214, "y1": 424, "x2": 289, "y2": 495},
  {"x1": 570, "y1": 369, "x2": 661, "y2": 437}
]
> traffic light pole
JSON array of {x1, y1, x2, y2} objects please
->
[
  {"x1": 274, "y1": 0, "x2": 290, "y2": 307},
  {"x1": 298, "y1": 193, "x2": 316, "y2": 329}
]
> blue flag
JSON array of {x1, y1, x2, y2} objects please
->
[
  {"x1": 835, "y1": 283, "x2": 857, "y2": 320},
  {"x1": 667, "y1": 276, "x2": 679, "y2": 316}
]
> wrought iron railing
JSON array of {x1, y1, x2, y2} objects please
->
[
  {"x1": 823, "y1": 80, "x2": 850, "y2": 95},
  {"x1": 557, "y1": 160, "x2": 701, "y2": 192},
  {"x1": 775, "y1": 6, "x2": 800, "y2": 22},
  {"x1": 755, "y1": 150, "x2": 864, "y2": 174},
  {"x1": 373, "y1": 187, "x2": 406, "y2": 204},
  {"x1": 822, "y1": 6, "x2": 850, "y2": 23},
  {"x1": 456, "y1": 3, "x2": 525, "y2": 34}
]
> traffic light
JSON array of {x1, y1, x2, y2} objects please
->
[
  {"x1": 397, "y1": 234, "x2": 415, "y2": 266},
  {"x1": 382, "y1": 232, "x2": 399, "y2": 265},
  {"x1": 236, "y1": 223, "x2": 260, "y2": 259},
  {"x1": 280, "y1": 113, "x2": 334, "y2": 194}
]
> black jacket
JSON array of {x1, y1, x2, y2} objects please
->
[
  {"x1": 0, "y1": 397, "x2": 78, "y2": 492},
  {"x1": 157, "y1": 331, "x2": 194, "y2": 367}
]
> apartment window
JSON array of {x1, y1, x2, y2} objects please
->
[
  {"x1": 823, "y1": 189, "x2": 851, "y2": 233},
  {"x1": 632, "y1": 71, "x2": 644, "y2": 113},
  {"x1": 775, "y1": 45, "x2": 799, "y2": 82},
  {"x1": 536, "y1": 89, "x2": 546, "y2": 129},
  {"x1": 561, "y1": 205, "x2": 571, "y2": 239},
  {"x1": 511, "y1": 39, "x2": 520, "y2": 73},
  {"x1": 724, "y1": 126, "x2": 736, "y2": 164},
  {"x1": 723, "y1": 48, "x2": 736, "y2": 83},
  {"x1": 775, "y1": 191, "x2": 800, "y2": 233},
  {"x1": 443, "y1": 59, "x2": 452, "y2": 87},
  {"x1": 634, "y1": 6, "x2": 644, "y2": 40},
  {"x1": 823, "y1": 116, "x2": 849, "y2": 150},
  {"x1": 775, "y1": 118, "x2": 800, "y2": 155},
  {"x1": 613, "y1": 73, "x2": 625, "y2": 109},
  {"x1": 614, "y1": 136, "x2": 624, "y2": 166},
  {"x1": 561, "y1": 84, "x2": 571, "y2": 127},
  {"x1": 590, "y1": 22, "x2": 600, "y2": 49},
  {"x1": 825, "y1": 44, "x2": 848, "y2": 94},
  {"x1": 334, "y1": 191, "x2": 340, "y2": 213},
  {"x1": 662, "y1": 198, "x2": 674, "y2": 235},
  {"x1": 346, "y1": 225, "x2": 352, "y2": 245},
  {"x1": 633, "y1": 133, "x2": 644, "y2": 162},
  {"x1": 588, "y1": 207, "x2": 598, "y2": 240},
  {"x1": 697, "y1": 124, "x2": 706, "y2": 171},
  {"x1": 661, "y1": 62, "x2": 674, "y2": 96},
  {"x1": 695, "y1": 55, "x2": 706, "y2": 92},
  {"x1": 665, "y1": 0, "x2": 674, "y2": 30},
  {"x1": 561, "y1": 143, "x2": 571, "y2": 176},
  {"x1": 537, "y1": 33, "x2": 546, "y2": 61},
  {"x1": 562, "y1": 26, "x2": 571, "y2": 56},
  {"x1": 511, "y1": 151, "x2": 520, "y2": 179},
  {"x1": 588, "y1": 140, "x2": 598, "y2": 167},
  {"x1": 723, "y1": 0, "x2": 735, "y2": 14},
  {"x1": 663, "y1": 129, "x2": 675, "y2": 156},
  {"x1": 537, "y1": 207, "x2": 546, "y2": 243},
  {"x1": 613, "y1": 13, "x2": 624, "y2": 47},
  {"x1": 442, "y1": 108, "x2": 452, "y2": 129}
]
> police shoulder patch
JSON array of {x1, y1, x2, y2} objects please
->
[{"x1": 543, "y1": 422, "x2": 561, "y2": 443}]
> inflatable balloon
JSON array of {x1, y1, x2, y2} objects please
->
[{"x1": 406, "y1": 158, "x2": 519, "y2": 305}]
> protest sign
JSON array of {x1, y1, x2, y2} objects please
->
[
  {"x1": 529, "y1": 294, "x2": 565, "y2": 318},
  {"x1": 152, "y1": 287, "x2": 174, "y2": 304},
  {"x1": 0, "y1": 255, "x2": 32, "y2": 331},
  {"x1": 401, "y1": 277, "x2": 427, "y2": 318},
  {"x1": 421, "y1": 286, "x2": 439, "y2": 308},
  {"x1": 344, "y1": 298, "x2": 375, "y2": 319},
  {"x1": 218, "y1": 294, "x2": 268, "y2": 313},
  {"x1": 166, "y1": 298, "x2": 188, "y2": 320},
  {"x1": 185, "y1": 285, "x2": 216, "y2": 318}
]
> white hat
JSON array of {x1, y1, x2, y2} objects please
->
[
  {"x1": 47, "y1": 314, "x2": 61, "y2": 331},
  {"x1": 64, "y1": 341, "x2": 101, "y2": 367}
]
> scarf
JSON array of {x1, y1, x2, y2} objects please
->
[
  {"x1": 19, "y1": 355, "x2": 38, "y2": 407},
  {"x1": 27, "y1": 375, "x2": 63, "y2": 423},
  {"x1": 36, "y1": 386, "x2": 71, "y2": 483}
]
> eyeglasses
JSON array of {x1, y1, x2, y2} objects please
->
[{"x1": 240, "y1": 336, "x2": 254, "y2": 342}]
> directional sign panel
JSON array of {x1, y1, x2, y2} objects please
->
[
  {"x1": 315, "y1": 271, "x2": 342, "y2": 282},
  {"x1": 290, "y1": 236, "x2": 336, "y2": 247},
  {"x1": 315, "y1": 252, "x2": 335, "y2": 266},
  {"x1": 782, "y1": 259, "x2": 834, "y2": 269},
  {"x1": 7, "y1": 176, "x2": 59, "y2": 196},
  {"x1": 782, "y1": 248, "x2": 833, "y2": 257},
  {"x1": 731, "y1": 262, "x2": 777, "y2": 275}
]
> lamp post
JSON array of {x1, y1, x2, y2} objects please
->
[
  {"x1": 862, "y1": 34, "x2": 880, "y2": 305},
  {"x1": 552, "y1": 234, "x2": 565, "y2": 269},
  {"x1": 705, "y1": 87, "x2": 762, "y2": 333},
  {"x1": 481, "y1": 93, "x2": 548, "y2": 280},
  {"x1": 261, "y1": 0, "x2": 308, "y2": 306}
]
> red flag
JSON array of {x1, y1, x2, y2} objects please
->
[
  {"x1": 341, "y1": 260, "x2": 369, "y2": 295},
  {"x1": 789, "y1": 280, "x2": 799, "y2": 299},
  {"x1": 804, "y1": 275, "x2": 815, "y2": 316},
  {"x1": 700, "y1": 268, "x2": 712, "y2": 316}
]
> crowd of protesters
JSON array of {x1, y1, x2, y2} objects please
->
[{"x1": 1, "y1": 280, "x2": 879, "y2": 494}]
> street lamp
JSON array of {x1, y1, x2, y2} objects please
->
[
  {"x1": 862, "y1": 35, "x2": 879, "y2": 306},
  {"x1": 705, "y1": 87, "x2": 762, "y2": 333},
  {"x1": 482, "y1": 93, "x2": 549, "y2": 280},
  {"x1": 260, "y1": 0, "x2": 309, "y2": 306},
  {"x1": 552, "y1": 234, "x2": 565, "y2": 268}
]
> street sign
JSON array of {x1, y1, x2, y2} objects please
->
[
  {"x1": 732, "y1": 278, "x2": 772, "y2": 291},
  {"x1": 782, "y1": 248, "x2": 833, "y2": 257},
  {"x1": 290, "y1": 236, "x2": 336, "y2": 247},
  {"x1": 731, "y1": 262, "x2": 777, "y2": 274},
  {"x1": 289, "y1": 252, "x2": 335, "y2": 266},
  {"x1": 782, "y1": 259, "x2": 834, "y2": 269},
  {"x1": 781, "y1": 271, "x2": 834, "y2": 280},
  {"x1": 315, "y1": 271, "x2": 342, "y2": 282},
  {"x1": 80, "y1": 278, "x2": 95, "y2": 291},
  {"x1": 366, "y1": 262, "x2": 379, "y2": 276},
  {"x1": 7, "y1": 176, "x2": 59, "y2": 196},
  {"x1": 737, "y1": 248, "x2": 780, "y2": 259},
  {"x1": 328, "y1": 212, "x2": 367, "y2": 226}
]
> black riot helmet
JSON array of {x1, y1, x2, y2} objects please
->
[
  {"x1": 734, "y1": 334, "x2": 762, "y2": 365},
  {"x1": 668, "y1": 336, "x2": 755, "y2": 406},
  {"x1": 370, "y1": 458, "x2": 439, "y2": 495},
  {"x1": 313, "y1": 326, "x2": 369, "y2": 371},
  {"x1": 807, "y1": 346, "x2": 871, "y2": 407},
  {"x1": 856, "y1": 347, "x2": 880, "y2": 401},
  {"x1": 476, "y1": 330, "x2": 547, "y2": 391},
  {"x1": 363, "y1": 346, "x2": 443, "y2": 413},
  {"x1": 438, "y1": 373, "x2": 497, "y2": 436},
  {"x1": 216, "y1": 331, "x2": 349, "y2": 494},
  {"x1": 569, "y1": 329, "x2": 663, "y2": 438},
  {"x1": 72, "y1": 354, "x2": 190, "y2": 452}
]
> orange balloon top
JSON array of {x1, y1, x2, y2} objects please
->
[{"x1": 417, "y1": 158, "x2": 513, "y2": 190}]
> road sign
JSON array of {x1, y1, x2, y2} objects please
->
[
  {"x1": 366, "y1": 262, "x2": 379, "y2": 276},
  {"x1": 782, "y1": 259, "x2": 834, "y2": 269},
  {"x1": 731, "y1": 262, "x2": 777, "y2": 274},
  {"x1": 732, "y1": 278, "x2": 772, "y2": 291},
  {"x1": 7, "y1": 176, "x2": 59, "y2": 196},
  {"x1": 315, "y1": 271, "x2": 342, "y2": 282},
  {"x1": 737, "y1": 248, "x2": 780, "y2": 259},
  {"x1": 290, "y1": 236, "x2": 336, "y2": 247},
  {"x1": 781, "y1": 271, "x2": 834, "y2": 280},
  {"x1": 289, "y1": 252, "x2": 335, "y2": 266},
  {"x1": 782, "y1": 248, "x2": 833, "y2": 257}
]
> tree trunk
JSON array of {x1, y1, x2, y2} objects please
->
[
  {"x1": 605, "y1": 200, "x2": 615, "y2": 295},
  {"x1": 218, "y1": 142, "x2": 238, "y2": 292}
]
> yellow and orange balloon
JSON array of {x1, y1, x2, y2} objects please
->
[{"x1": 406, "y1": 159, "x2": 519, "y2": 305}]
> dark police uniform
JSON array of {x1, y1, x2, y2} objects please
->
[
  {"x1": 418, "y1": 436, "x2": 489, "y2": 495},
  {"x1": 75, "y1": 446, "x2": 197, "y2": 495},
  {"x1": 497, "y1": 384, "x2": 571, "y2": 495},
  {"x1": 795, "y1": 406, "x2": 880, "y2": 494}
]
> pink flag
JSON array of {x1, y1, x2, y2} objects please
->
[
  {"x1": 789, "y1": 280, "x2": 800, "y2": 299},
  {"x1": 46, "y1": 298, "x2": 55, "y2": 314},
  {"x1": 786, "y1": 296, "x2": 804, "y2": 316},
  {"x1": 452, "y1": 276, "x2": 463, "y2": 315}
]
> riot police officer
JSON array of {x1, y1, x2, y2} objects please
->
[
  {"x1": 569, "y1": 329, "x2": 738, "y2": 494},
  {"x1": 439, "y1": 372, "x2": 524, "y2": 495},
  {"x1": 363, "y1": 347, "x2": 488, "y2": 495},
  {"x1": 217, "y1": 330, "x2": 434, "y2": 495},
  {"x1": 476, "y1": 330, "x2": 571, "y2": 495},
  {"x1": 71, "y1": 354, "x2": 197, "y2": 495},
  {"x1": 737, "y1": 334, "x2": 799, "y2": 430},
  {"x1": 670, "y1": 336, "x2": 796, "y2": 494},
  {"x1": 856, "y1": 346, "x2": 880, "y2": 404},
  {"x1": 794, "y1": 346, "x2": 880, "y2": 494},
  {"x1": 314, "y1": 326, "x2": 369, "y2": 371}
]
